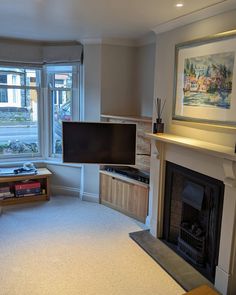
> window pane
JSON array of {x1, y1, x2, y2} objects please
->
[
  {"x1": 52, "y1": 91, "x2": 72, "y2": 154},
  {"x1": 0, "y1": 89, "x2": 39, "y2": 156},
  {"x1": 48, "y1": 72, "x2": 72, "y2": 89},
  {"x1": 0, "y1": 88, "x2": 8, "y2": 102},
  {"x1": 26, "y1": 69, "x2": 39, "y2": 87},
  {"x1": 0, "y1": 68, "x2": 39, "y2": 87},
  {"x1": 0, "y1": 68, "x2": 24, "y2": 86},
  {"x1": 0, "y1": 74, "x2": 7, "y2": 84}
]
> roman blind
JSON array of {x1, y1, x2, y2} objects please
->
[
  {"x1": 43, "y1": 43, "x2": 83, "y2": 63},
  {"x1": 0, "y1": 38, "x2": 83, "y2": 65}
]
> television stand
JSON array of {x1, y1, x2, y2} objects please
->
[
  {"x1": 99, "y1": 169, "x2": 149, "y2": 223},
  {"x1": 104, "y1": 165, "x2": 149, "y2": 184},
  {"x1": 0, "y1": 168, "x2": 52, "y2": 209}
]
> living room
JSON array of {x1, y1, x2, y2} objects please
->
[{"x1": 1, "y1": 1, "x2": 236, "y2": 295}]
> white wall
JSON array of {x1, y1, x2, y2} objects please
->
[{"x1": 154, "y1": 9, "x2": 236, "y2": 146}]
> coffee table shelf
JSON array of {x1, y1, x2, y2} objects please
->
[{"x1": 0, "y1": 168, "x2": 52, "y2": 206}]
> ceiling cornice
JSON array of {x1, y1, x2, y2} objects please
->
[
  {"x1": 81, "y1": 36, "x2": 156, "y2": 47},
  {"x1": 152, "y1": 0, "x2": 236, "y2": 35},
  {"x1": 101, "y1": 38, "x2": 138, "y2": 47},
  {"x1": 81, "y1": 38, "x2": 102, "y2": 45},
  {"x1": 81, "y1": 38, "x2": 138, "y2": 47}
]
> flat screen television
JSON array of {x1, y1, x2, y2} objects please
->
[{"x1": 62, "y1": 121, "x2": 136, "y2": 164}]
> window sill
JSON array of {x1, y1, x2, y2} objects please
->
[
  {"x1": 0, "y1": 158, "x2": 83, "y2": 169},
  {"x1": 44, "y1": 159, "x2": 83, "y2": 168}
]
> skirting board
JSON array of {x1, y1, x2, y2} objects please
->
[
  {"x1": 81, "y1": 192, "x2": 99, "y2": 203},
  {"x1": 50, "y1": 185, "x2": 99, "y2": 203},
  {"x1": 51, "y1": 185, "x2": 81, "y2": 198}
]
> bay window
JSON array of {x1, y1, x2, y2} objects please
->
[{"x1": 0, "y1": 63, "x2": 81, "y2": 160}]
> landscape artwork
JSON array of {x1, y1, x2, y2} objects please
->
[{"x1": 183, "y1": 52, "x2": 235, "y2": 109}]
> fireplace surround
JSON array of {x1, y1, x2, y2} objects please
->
[{"x1": 146, "y1": 133, "x2": 236, "y2": 295}]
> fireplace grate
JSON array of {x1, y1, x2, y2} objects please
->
[{"x1": 178, "y1": 225, "x2": 205, "y2": 266}]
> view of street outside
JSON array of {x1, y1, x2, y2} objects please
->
[
  {"x1": 0, "y1": 122, "x2": 37, "y2": 143},
  {"x1": 0, "y1": 67, "x2": 39, "y2": 155},
  {"x1": 0, "y1": 117, "x2": 38, "y2": 155},
  {"x1": 0, "y1": 65, "x2": 73, "y2": 156}
]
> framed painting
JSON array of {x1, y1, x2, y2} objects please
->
[{"x1": 173, "y1": 31, "x2": 236, "y2": 125}]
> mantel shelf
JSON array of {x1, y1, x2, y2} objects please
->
[{"x1": 146, "y1": 133, "x2": 236, "y2": 162}]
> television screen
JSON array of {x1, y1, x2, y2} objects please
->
[{"x1": 62, "y1": 122, "x2": 136, "y2": 164}]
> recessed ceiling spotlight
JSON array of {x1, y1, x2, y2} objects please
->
[{"x1": 176, "y1": 2, "x2": 184, "y2": 7}]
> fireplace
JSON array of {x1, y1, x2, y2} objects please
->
[
  {"x1": 162, "y1": 162, "x2": 224, "y2": 282},
  {"x1": 146, "y1": 133, "x2": 236, "y2": 294}
]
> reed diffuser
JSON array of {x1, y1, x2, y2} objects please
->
[{"x1": 153, "y1": 97, "x2": 166, "y2": 133}]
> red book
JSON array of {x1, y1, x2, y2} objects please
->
[{"x1": 15, "y1": 181, "x2": 41, "y2": 190}]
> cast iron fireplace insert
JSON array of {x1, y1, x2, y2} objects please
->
[{"x1": 162, "y1": 161, "x2": 224, "y2": 283}]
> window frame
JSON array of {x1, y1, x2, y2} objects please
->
[
  {"x1": 44, "y1": 63, "x2": 80, "y2": 160},
  {"x1": 0, "y1": 65, "x2": 43, "y2": 161}
]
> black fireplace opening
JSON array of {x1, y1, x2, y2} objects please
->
[{"x1": 162, "y1": 161, "x2": 224, "y2": 283}]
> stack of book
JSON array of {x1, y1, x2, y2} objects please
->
[
  {"x1": 15, "y1": 181, "x2": 41, "y2": 197},
  {"x1": 0, "y1": 186, "x2": 14, "y2": 199}
]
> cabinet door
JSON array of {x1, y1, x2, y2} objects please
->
[
  {"x1": 128, "y1": 184, "x2": 148, "y2": 221},
  {"x1": 100, "y1": 174, "x2": 113, "y2": 203},
  {"x1": 99, "y1": 172, "x2": 149, "y2": 223},
  {"x1": 111, "y1": 177, "x2": 131, "y2": 211}
]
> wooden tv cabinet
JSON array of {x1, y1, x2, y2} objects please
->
[
  {"x1": 0, "y1": 168, "x2": 52, "y2": 207},
  {"x1": 99, "y1": 170, "x2": 149, "y2": 223}
]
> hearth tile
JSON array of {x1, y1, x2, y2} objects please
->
[{"x1": 129, "y1": 230, "x2": 214, "y2": 291}]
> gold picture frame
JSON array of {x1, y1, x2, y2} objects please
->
[{"x1": 173, "y1": 31, "x2": 236, "y2": 125}]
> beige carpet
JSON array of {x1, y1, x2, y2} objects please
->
[{"x1": 0, "y1": 196, "x2": 185, "y2": 295}]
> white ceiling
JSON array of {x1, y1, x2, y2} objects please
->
[{"x1": 0, "y1": 0, "x2": 235, "y2": 42}]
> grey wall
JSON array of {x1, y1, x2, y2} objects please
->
[
  {"x1": 46, "y1": 164, "x2": 81, "y2": 196},
  {"x1": 101, "y1": 44, "x2": 138, "y2": 116},
  {"x1": 82, "y1": 44, "x2": 102, "y2": 201},
  {"x1": 101, "y1": 43, "x2": 155, "y2": 117},
  {"x1": 84, "y1": 44, "x2": 102, "y2": 121},
  {"x1": 136, "y1": 43, "x2": 156, "y2": 117},
  {"x1": 154, "y1": 9, "x2": 236, "y2": 147},
  {"x1": 80, "y1": 42, "x2": 156, "y2": 201}
]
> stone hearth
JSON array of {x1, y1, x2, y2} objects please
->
[{"x1": 129, "y1": 229, "x2": 214, "y2": 292}]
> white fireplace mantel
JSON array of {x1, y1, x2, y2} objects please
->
[
  {"x1": 146, "y1": 133, "x2": 236, "y2": 162},
  {"x1": 146, "y1": 132, "x2": 236, "y2": 295}
]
